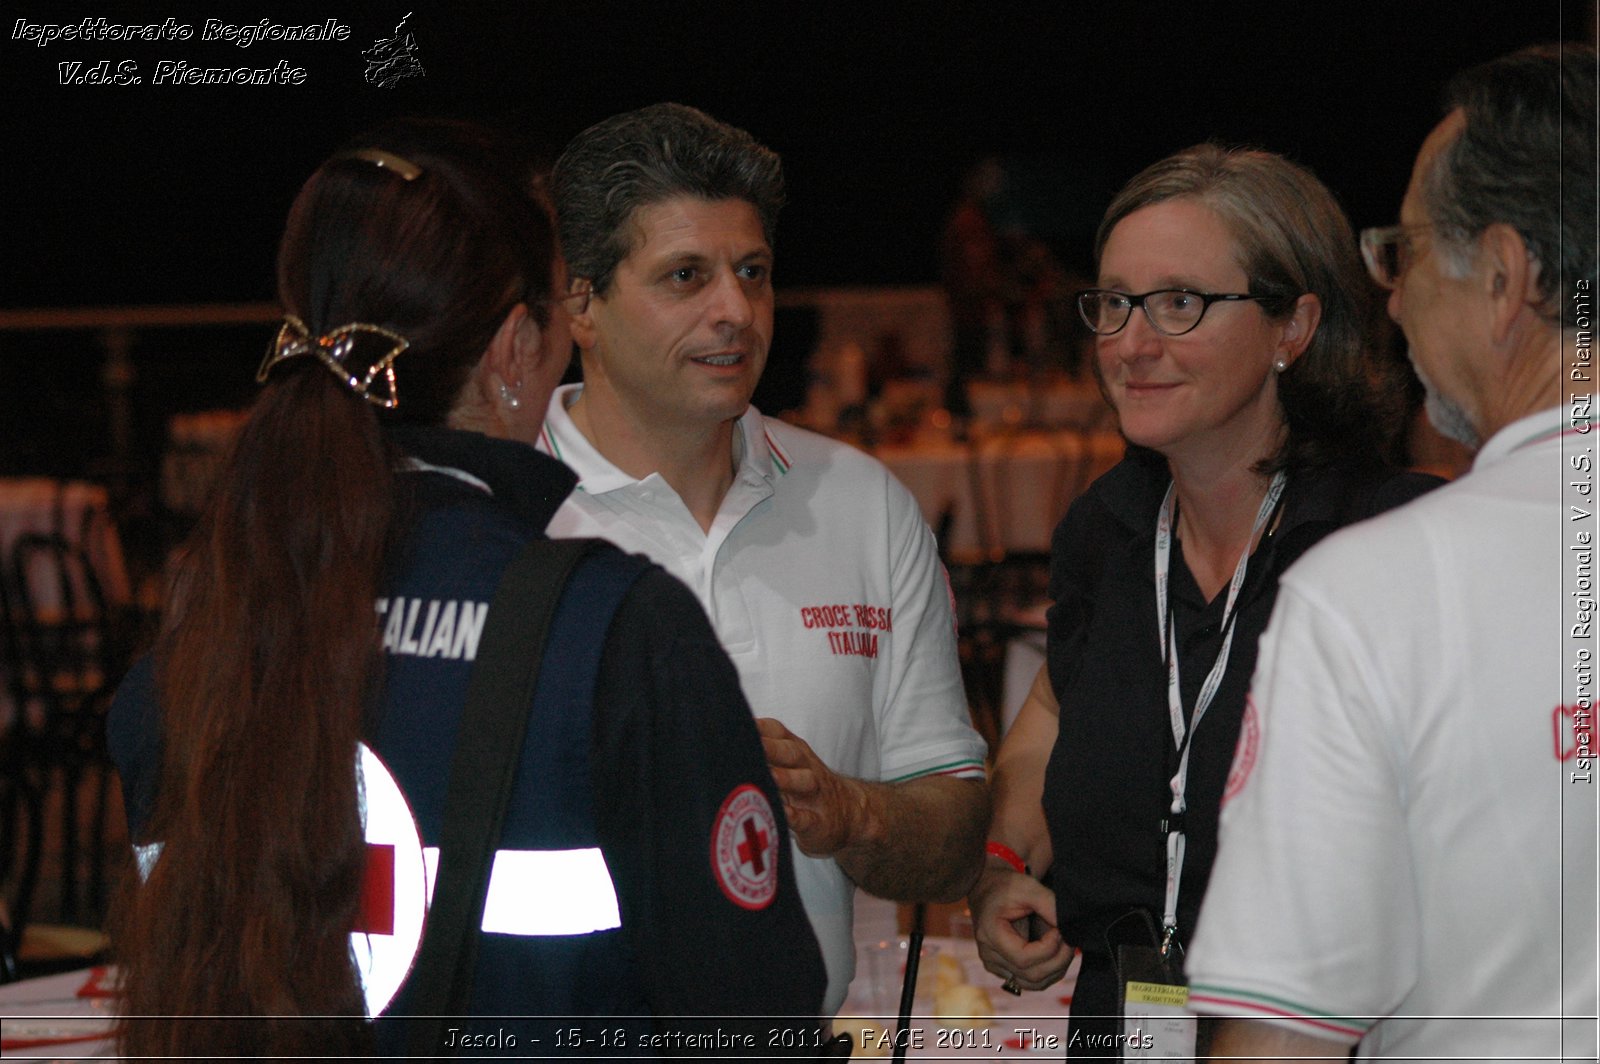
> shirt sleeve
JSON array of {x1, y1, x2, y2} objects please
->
[
  {"x1": 873, "y1": 473, "x2": 988, "y2": 783},
  {"x1": 1186, "y1": 579, "x2": 1419, "y2": 1045},
  {"x1": 590, "y1": 567, "x2": 830, "y2": 1053}
]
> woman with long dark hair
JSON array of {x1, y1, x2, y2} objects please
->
[{"x1": 108, "y1": 118, "x2": 824, "y2": 1058}]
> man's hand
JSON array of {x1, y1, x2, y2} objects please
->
[
  {"x1": 756, "y1": 716, "x2": 988, "y2": 901},
  {"x1": 756, "y1": 716, "x2": 866, "y2": 857}
]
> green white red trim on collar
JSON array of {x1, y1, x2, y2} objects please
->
[
  {"x1": 1511, "y1": 422, "x2": 1588, "y2": 453},
  {"x1": 538, "y1": 422, "x2": 562, "y2": 462},
  {"x1": 763, "y1": 428, "x2": 791, "y2": 476}
]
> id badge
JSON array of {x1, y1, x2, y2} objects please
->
[{"x1": 1117, "y1": 944, "x2": 1197, "y2": 1061}]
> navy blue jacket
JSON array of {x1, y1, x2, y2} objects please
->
[{"x1": 109, "y1": 426, "x2": 826, "y2": 1056}]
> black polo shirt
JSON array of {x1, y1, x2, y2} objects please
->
[{"x1": 1042, "y1": 449, "x2": 1440, "y2": 965}]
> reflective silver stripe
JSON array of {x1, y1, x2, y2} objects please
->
[
  {"x1": 398, "y1": 457, "x2": 492, "y2": 495},
  {"x1": 132, "y1": 842, "x2": 620, "y2": 937},
  {"x1": 422, "y1": 846, "x2": 623, "y2": 936}
]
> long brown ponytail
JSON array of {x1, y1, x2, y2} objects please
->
[{"x1": 113, "y1": 119, "x2": 557, "y2": 1059}]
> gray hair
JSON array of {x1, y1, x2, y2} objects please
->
[
  {"x1": 551, "y1": 103, "x2": 784, "y2": 295},
  {"x1": 1424, "y1": 43, "x2": 1597, "y2": 326},
  {"x1": 1095, "y1": 144, "x2": 1398, "y2": 470}
]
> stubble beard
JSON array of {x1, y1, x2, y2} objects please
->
[{"x1": 1409, "y1": 350, "x2": 1482, "y2": 450}]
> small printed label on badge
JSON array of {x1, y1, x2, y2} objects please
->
[
  {"x1": 1119, "y1": 947, "x2": 1196, "y2": 1061},
  {"x1": 1123, "y1": 985, "x2": 1197, "y2": 1060},
  {"x1": 1125, "y1": 981, "x2": 1190, "y2": 1008}
]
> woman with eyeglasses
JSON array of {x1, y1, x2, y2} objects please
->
[
  {"x1": 968, "y1": 145, "x2": 1439, "y2": 1057},
  {"x1": 106, "y1": 118, "x2": 825, "y2": 1058}
]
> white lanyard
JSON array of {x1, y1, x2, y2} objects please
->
[{"x1": 1153, "y1": 469, "x2": 1286, "y2": 953}]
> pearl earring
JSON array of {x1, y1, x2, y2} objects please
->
[
  {"x1": 499, "y1": 382, "x2": 521, "y2": 409},
  {"x1": 1273, "y1": 359, "x2": 1288, "y2": 374}
]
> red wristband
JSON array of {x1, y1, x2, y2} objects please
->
[{"x1": 985, "y1": 840, "x2": 1027, "y2": 875}]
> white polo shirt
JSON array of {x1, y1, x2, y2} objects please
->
[
  {"x1": 1188, "y1": 404, "x2": 1599, "y2": 1061},
  {"x1": 539, "y1": 384, "x2": 988, "y2": 1013}
]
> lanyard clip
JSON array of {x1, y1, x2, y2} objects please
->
[
  {"x1": 1159, "y1": 922, "x2": 1179, "y2": 961},
  {"x1": 1160, "y1": 810, "x2": 1186, "y2": 836}
]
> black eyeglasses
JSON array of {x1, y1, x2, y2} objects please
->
[
  {"x1": 1076, "y1": 288, "x2": 1266, "y2": 337},
  {"x1": 1359, "y1": 224, "x2": 1435, "y2": 290}
]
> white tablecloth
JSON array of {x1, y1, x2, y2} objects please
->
[
  {"x1": 0, "y1": 479, "x2": 130, "y2": 611},
  {"x1": 841, "y1": 935, "x2": 1079, "y2": 1057},
  {"x1": 0, "y1": 966, "x2": 117, "y2": 1058},
  {"x1": 965, "y1": 378, "x2": 1111, "y2": 432},
  {"x1": 877, "y1": 430, "x2": 1123, "y2": 561},
  {"x1": 845, "y1": 893, "x2": 1078, "y2": 1058},
  {"x1": 0, "y1": 952, "x2": 1078, "y2": 1060},
  {"x1": 0, "y1": 479, "x2": 131, "y2": 731}
]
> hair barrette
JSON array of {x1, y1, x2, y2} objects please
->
[
  {"x1": 256, "y1": 316, "x2": 410, "y2": 409},
  {"x1": 337, "y1": 148, "x2": 422, "y2": 181}
]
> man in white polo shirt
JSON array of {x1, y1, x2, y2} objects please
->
[
  {"x1": 540, "y1": 103, "x2": 989, "y2": 1014},
  {"x1": 1187, "y1": 44, "x2": 1598, "y2": 1062}
]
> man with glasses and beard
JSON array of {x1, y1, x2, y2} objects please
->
[{"x1": 1186, "y1": 43, "x2": 1598, "y2": 1063}]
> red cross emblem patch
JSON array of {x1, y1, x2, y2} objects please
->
[
  {"x1": 711, "y1": 784, "x2": 779, "y2": 910},
  {"x1": 1223, "y1": 695, "x2": 1262, "y2": 804}
]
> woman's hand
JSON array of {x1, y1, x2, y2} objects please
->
[
  {"x1": 969, "y1": 664, "x2": 1074, "y2": 990},
  {"x1": 969, "y1": 863, "x2": 1074, "y2": 991}
]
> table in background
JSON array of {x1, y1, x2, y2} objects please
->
[
  {"x1": 0, "y1": 480, "x2": 130, "y2": 613},
  {"x1": 875, "y1": 429, "x2": 1123, "y2": 562},
  {"x1": 873, "y1": 428, "x2": 1122, "y2": 743},
  {"x1": 0, "y1": 965, "x2": 116, "y2": 1058},
  {"x1": 965, "y1": 377, "x2": 1111, "y2": 434},
  {"x1": 846, "y1": 894, "x2": 1078, "y2": 1058},
  {"x1": 0, "y1": 952, "x2": 1079, "y2": 1060},
  {"x1": 0, "y1": 479, "x2": 131, "y2": 734}
]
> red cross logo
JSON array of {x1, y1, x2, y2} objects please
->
[
  {"x1": 354, "y1": 843, "x2": 396, "y2": 935},
  {"x1": 737, "y1": 818, "x2": 769, "y2": 874},
  {"x1": 711, "y1": 784, "x2": 779, "y2": 910},
  {"x1": 351, "y1": 743, "x2": 430, "y2": 1018}
]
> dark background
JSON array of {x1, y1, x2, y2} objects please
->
[{"x1": 1, "y1": 0, "x2": 1593, "y2": 478}]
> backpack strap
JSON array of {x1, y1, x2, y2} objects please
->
[{"x1": 404, "y1": 537, "x2": 602, "y2": 1058}]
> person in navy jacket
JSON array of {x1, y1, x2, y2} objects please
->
[{"x1": 107, "y1": 117, "x2": 825, "y2": 1059}]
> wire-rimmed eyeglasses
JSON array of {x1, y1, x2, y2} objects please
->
[
  {"x1": 1359, "y1": 224, "x2": 1435, "y2": 290},
  {"x1": 1075, "y1": 288, "x2": 1266, "y2": 337}
]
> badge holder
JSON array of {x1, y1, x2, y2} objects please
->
[{"x1": 1108, "y1": 910, "x2": 1198, "y2": 1061}]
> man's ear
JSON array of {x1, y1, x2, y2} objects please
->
[
  {"x1": 1478, "y1": 222, "x2": 1540, "y2": 345},
  {"x1": 1277, "y1": 292, "x2": 1323, "y2": 366},
  {"x1": 567, "y1": 277, "x2": 598, "y2": 351}
]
